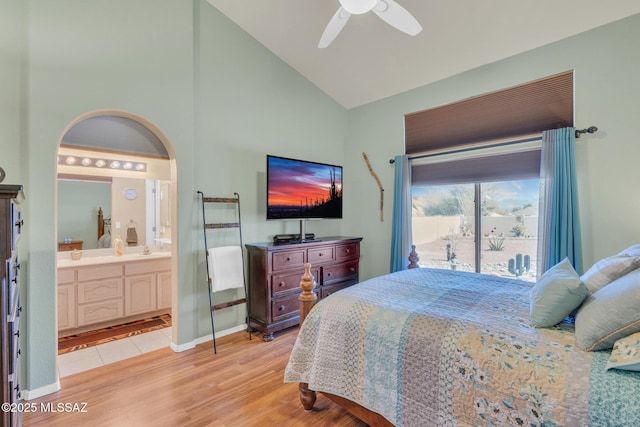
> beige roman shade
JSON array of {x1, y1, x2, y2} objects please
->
[{"x1": 404, "y1": 71, "x2": 574, "y2": 155}]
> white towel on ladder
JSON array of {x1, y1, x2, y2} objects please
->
[{"x1": 207, "y1": 246, "x2": 245, "y2": 292}]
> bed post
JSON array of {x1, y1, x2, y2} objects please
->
[
  {"x1": 98, "y1": 207, "x2": 104, "y2": 239},
  {"x1": 298, "y1": 263, "x2": 317, "y2": 410}
]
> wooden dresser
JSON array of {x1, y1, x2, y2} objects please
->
[
  {"x1": 245, "y1": 236, "x2": 362, "y2": 341},
  {"x1": 58, "y1": 240, "x2": 83, "y2": 251},
  {"x1": 1, "y1": 185, "x2": 24, "y2": 427}
]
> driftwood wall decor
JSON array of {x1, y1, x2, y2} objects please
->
[{"x1": 362, "y1": 152, "x2": 384, "y2": 221}]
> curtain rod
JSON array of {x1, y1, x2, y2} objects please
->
[
  {"x1": 390, "y1": 125, "x2": 598, "y2": 164},
  {"x1": 575, "y1": 126, "x2": 598, "y2": 138}
]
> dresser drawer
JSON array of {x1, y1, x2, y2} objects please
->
[
  {"x1": 323, "y1": 260, "x2": 359, "y2": 285},
  {"x1": 125, "y1": 258, "x2": 171, "y2": 275},
  {"x1": 78, "y1": 278, "x2": 124, "y2": 304},
  {"x1": 336, "y1": 243, "x2": 359, "y2": 261},
  {"x1": 78, "y1": 264, "x2": 123, "y2": 281},
  {"x1": 308, "y1": 246, "x2": 334, "y2": 264},
  {"x1": 57, "y1": 268, "x2": 75, "y2": 284},
  {"x1": 272, "y1": 250, "x2": 305, "y2": 271},
  {"x1": 9, "y1": 316, "x2": 20, "y2": 376},
  {"x1": 77, "y1": 299, "x2": 124, "y2": 326},
  {"x1": 271, "y1": 266, "x2": 320, "y2": 297},
  {"x1": 320, "y1": 281, "x2": 353, "y2": 299},
  {"x1": 271, "y1": 293, "x2": 300, "y2": 322}
]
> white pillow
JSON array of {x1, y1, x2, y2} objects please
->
[
  {"x1": 580, "y1": 246, "x2": 640, "y2": 295},
  {"x1": 529, "y1": 258, "x2": 586, "y2": 327},
  {"x1": 606, "y1": 332, "x2": 640, "y2": 371}
]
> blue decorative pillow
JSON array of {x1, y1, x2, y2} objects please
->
[
  {"x1": 606, "y1": 332, "x2": 640, "y2": 371},
  {"x1": 529, "y1": 258, "x2": 586, "y2": 327},
  {"x1": 575, "y1": 268, "x2": 640, "y2": 351}
]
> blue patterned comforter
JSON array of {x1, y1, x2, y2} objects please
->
[{"x1": 284, "y1": 268, "x2": 640, "y2": 426}]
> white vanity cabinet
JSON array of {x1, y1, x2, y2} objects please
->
[
  {"x1": 56, "y1": 268, "x2": 76, "y2": 330},
  {"x1": 157, "y1": 270, "x2": 172, "y2": 310},
  {"x1": 124, "y1": 259, "x2": 170, "y2": 316},
  {"x1": 77, "y1": 263, "x2": 125, "y2": 326},
  {"x1": 57, "y1": 255, "x2": 171, "y2": 336}
]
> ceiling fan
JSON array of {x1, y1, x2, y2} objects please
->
[{"x1": 319, "y1": 0, "x2": 422, "y2": 48}]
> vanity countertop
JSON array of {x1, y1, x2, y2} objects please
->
[{"x1": 57, "y1": 248, "x2": 170, "y2": 268}]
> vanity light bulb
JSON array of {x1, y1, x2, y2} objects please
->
[
  {"x1": 81, "y1": 158, "x2": 92, "y2": 166},
  {"x1": 65, "y1": 156, "x2": 77, "y2": 165},
  {"x1": 110, "y1": 161, "x2": 121, "y2": 169},
  {"x1": 135, "y1": 163, "x2": 146, "y2": 171},
  {"x1": 95, "y1": 159, "x2": 106, "y2": 167},
  {"x1": 123, "y1": 162, "x2": 133, "y2": 170}
]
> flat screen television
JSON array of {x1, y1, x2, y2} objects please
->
[{"x1": 267, "y1": 155, "x2": 343, "y2": 222}]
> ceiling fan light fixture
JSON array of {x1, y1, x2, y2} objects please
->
[
  {"x1": 339, "y1": 0, "x2": 378, "y2": 15},
  {"x1": 375, "y1": 0, "x2": 388, "y2": 12}
]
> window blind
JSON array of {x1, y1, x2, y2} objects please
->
[
  {"x1": 404, "y1": 71, "x2": 574, "y2": 155},
  {"x1": 411, "y1": 149, "x2": 541, "y2": 186}
]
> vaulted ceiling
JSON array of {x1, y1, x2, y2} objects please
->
[{"x1": 206, "y1": 1, "x2": 640, "y2": 109}]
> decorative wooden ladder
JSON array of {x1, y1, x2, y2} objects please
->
[{"x1": 197, "y1": 191, "x2": 250, "y2": 353}]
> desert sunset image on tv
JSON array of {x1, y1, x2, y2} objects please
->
[{"x1": 267, "y1": 156, "x2": 343, "y2": 219}]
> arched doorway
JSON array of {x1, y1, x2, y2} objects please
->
[{"x1": 55, "y1": 110, "x2": 178, "y2": 373}]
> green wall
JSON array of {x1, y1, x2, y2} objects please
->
[
  {"x1": 345, "y1": 13, "x2": 640, "y2": 280},
  {"x1": 11, "y1": 0, "x2": 348, "y2": 396},
  {"x1": 0, "y1": 0, "x2": 24, "y2": 184},
  {"x1": 3, "y1": 0, "x2": 640, "y2": 398},
  {"x1": 193, "y1": 2, "x2": 348, "y2": 336}
]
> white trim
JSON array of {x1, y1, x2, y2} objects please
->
[
  {"x1": 169, "y1": 324, "x2": 248, "y2": 353},
  {"x1": 22, "y1": 380, "x2": 61, "y2": 401}
]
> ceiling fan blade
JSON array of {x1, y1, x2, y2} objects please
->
[
  {"x1": 372, "y1": 0, "x2": 422, "y2": 36},
  {"x1": 318, "y1": 7, "x2": 351, "y2": 48}
]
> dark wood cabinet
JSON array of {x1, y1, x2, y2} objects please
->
[
  {"x1": 58, "y1": 240, "x2": 83, "y2": 251},
  {"x1": 245, "y1": 236, "x2": 362, "y2": 341},
  {"x1": 1, "y1": 185, "x2": 24, "y2": 427}
]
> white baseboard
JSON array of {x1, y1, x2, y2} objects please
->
[
  {"x1": 22, "y1": 380, "x2": 61, "y2": 401},
  {"x1": 170, "y1": 323, "x2": 247, "y2": 353}
]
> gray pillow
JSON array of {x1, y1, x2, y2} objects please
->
[
  {"x1": 529, "y1": 258, "x2": 586, "y2": 327},
  {"x1": 575, "y1": 268, "x2": 640, "y2": 351}
]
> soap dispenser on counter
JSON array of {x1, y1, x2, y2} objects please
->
[{"x1": 113, "y1": 234, "x2": 124, "y2": 256}]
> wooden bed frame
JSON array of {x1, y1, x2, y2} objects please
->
[
  {"x1": 296, "y1": 245, "x2": 420, "y2": 426},
  {"x1": 98, "y1": 207, "x2": 105, "y2": 240}
]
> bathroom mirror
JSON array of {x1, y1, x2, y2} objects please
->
[
  {"x1": 57, "y1": 176, "x2": 170, "y2": 251},
  {"x1": 57, "y1": 115, "x2": 171, "y2": 252}
]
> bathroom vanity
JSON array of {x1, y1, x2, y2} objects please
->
[{"x1": 57, "y1": 249, "x2": 171, "y2": 337}]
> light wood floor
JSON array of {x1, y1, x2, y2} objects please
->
[{"x1": 23, "y1": 328, "x2": 366, "y2": 427}]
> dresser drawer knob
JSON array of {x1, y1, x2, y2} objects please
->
[
  {"x1": 327, "y1": 272, "x2": 332, "y2": 277},
  {"x1": 350, "y1": 267, "x2": 356, "y2": 272},
  {"x1": 279, "y1": 282, "x2": 285, "y2": 287},
  {"x1": 318, "y1": 253, "x2": 323, "y2": 256},
  {"x1": 286, "y1": 257, "x2": 290, "y2": 261},
  {"x1": 278, "y1": 305, "x2": 286, "y2": 311}
]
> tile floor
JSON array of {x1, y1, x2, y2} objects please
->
[{"x1": 57, "y1": 326, "x2": 172, "y2": 378}]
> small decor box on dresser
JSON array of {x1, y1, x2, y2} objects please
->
[
  {"x1": 245, "y1": 236, "x2": 362, "y2": 341},
  {"x1": 1, "y1": 185, "x2": 24, "y2": 427}
]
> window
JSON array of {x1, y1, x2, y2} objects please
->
[
  {"x1": 403, "y1": 71, "x2": 574, "y2": 280},
  {"x1": 412, "y1": 178, "x2": 539, "y2": 282}
]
